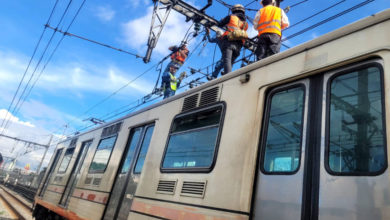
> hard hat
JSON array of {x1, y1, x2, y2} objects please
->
[
  {"x1": 216, "y1": 29, "x2": 224, "y2": 37},
  {"x1": 261, "y1": 0, "x2": 276, "y2": 6},
  {"x1": 170, "y1": 63, "x2": 180, "y2": 69},
  {"x1": 232, "y1": 4, "x2": 245, "y2": 13}
]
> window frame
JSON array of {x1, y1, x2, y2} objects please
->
[
  {"x1": 260, "y1": 83, "x2": 306, "y2": 175},
  {"x1": 160, "y1": 102, "x2": 226, "y2": 173},
  {"x1": 88, "y1": 134, "x2": 119, "y2": 174},
  {"x1": 133, "y1": 124, "x2": 155, "y2": 174},
  {"x1": 325, "y1": 61, "x2": 388, "y2": 176},
  {"x1": 57, "y1": 147, "x2": 76, "y2": 174},
  {"x1": 120, "y1": 128, "x2": 143, "y2": 174}
]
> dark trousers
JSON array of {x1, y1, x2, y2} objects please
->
[
  {"x1": 211, "y1": 60, "x2": 224, "y2": 78},
  {"x1": 221, "y1": 39, "x2": 242, "y2": 74},
  {"x1": 163, "y1": 88, "x2": 175, "y2": 99},
  {"x1": 255, "y1": 33, "x2": 281, "y2": 61}
]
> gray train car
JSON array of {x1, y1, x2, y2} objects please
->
[{"x1": 33, "y1": 9, "x2": 390, "y2": 220}]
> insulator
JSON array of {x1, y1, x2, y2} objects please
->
[{"x1": 194, "y1": 23, "x2": 201, "y2": 32}]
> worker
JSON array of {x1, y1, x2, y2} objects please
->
[
  {"x1": 218, "y1": 4, "x2": 248, "y2": 75},
  {"x1": 253, "y1": 0, "x2": 289, "y2": 60},
  {"x1": 161, "y1": 64, "x2": 187, "y2": 99},
  {"x1": 162, "y1": 43, "x2": 189, "y2": 77},
  {"x1": 205, "y1": 28, "x2": 224, "y2": 80}
]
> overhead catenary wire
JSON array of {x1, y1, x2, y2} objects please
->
[
  {"x1": 245, "y1": 0, "x2": 258, "y2": 8},
  {"x1": 289, "y1": 0, "x2": 309, "y2": 9},
  {"x1": 283, "y1": 0, "x2": 375, "y2": 41},
  {"x1": 284, "y1": 0, "x2": 346, "y2": 30},
  {"x1": 52, "y1": 24, "x2": 198, "y2": 136},
  {"x1": 2, "y1": 0, "x2": 89, "y2": 140},
  {"x1": 67, "y1": 37, "x2": 209, "y2": 136},
  {"x1": 53, "y1": 0, "x2": 377, "y2": 138},
  {"x1": 0, "y1": 0, "x2": 60, "y2": 131},
  {"x1": 1, "y1": 0, "x2": 74, "y2": 135},
  {"x1": 19, "y1": 0, "x2": 88, "y2": 118},
  {"x1": 44, "y1": 25, "x2": 144, "y2": 59}
]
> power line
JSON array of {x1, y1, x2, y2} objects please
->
[
  {"x1": 50, "y1": 61, "x2": 160, "y2": 136},
  {"x1": 1, "y1": 0, "x2": 74, "y2": 135},
  {"x1": 31, "y1": 0, "x2": 378, "y2": 139},
  {"x1": 3, "y1": 0, "x2": 87, "y2": 136},
  {"x1": 0, "y1": 133, "x2": 49, "y2": 148},
  {"x1": 285, "y1": 0, "x2": 346, "y2": 30},
  {"x1": 44, "y1": 24, "x2": 144, "y2": 59},
  {"x1": 66, "y1": 40, "x2": 210, "y2": 136},
  {"x1": 0, "y1": 0, "x2": 60, "y2": 131},
  {"x1": 290, "y1": 0, "x2": 309, "y2": 8},
  {"x1": 283, "y1": 0, "x2": 375, "y2": 41},
  {"x1": 15, "y1": 0, "x2": 88, "y2": 120}
]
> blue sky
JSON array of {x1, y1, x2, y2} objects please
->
[{"x1": 0, "y1": 0, "x2": 388, "y2": 170}]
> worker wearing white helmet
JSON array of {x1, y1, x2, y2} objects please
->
[{"x1": 253, "y1": 0, "x2": 289, "y2": 60}]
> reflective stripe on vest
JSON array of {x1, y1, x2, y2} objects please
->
[
  {"x1": 169, "y1": 73, "x2": 177, "y2": 91},
  {"x1": 222, "y1": 15, "x2": 248, "y2": 37},
  {"x1": 257, "y1": 6, "x2": 282, "y2": 36}
]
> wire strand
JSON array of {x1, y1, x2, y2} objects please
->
[{"x1": 0, "y1": 0, "x2": 60, "y2": 131}]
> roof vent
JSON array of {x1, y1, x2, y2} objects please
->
[
  {"x1": 156, "y1": 179, "x2": 177, "y2": 195},
  {"x1": 85, "y1": 177, "x2": 92, "y2": 185},
  {"x1": 54, "y1": 176, "x2": 63, "y2": 183},
  {"x1": 92, "y1": 178, "x2": 102, "y2": 186},
  {"x1": 180, "y1": 181, "x2": 207, "y2": 198},
  {"x1": 102, "y1": 122, "x2": 123, "y2": 138},
  {"x1": 199, "y1": 87, "x2": 219, "y2": 107},
  {"x1": 182, "y1": 94, "x2": 199, "y2": 112}
]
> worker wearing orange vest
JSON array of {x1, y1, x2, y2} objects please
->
[
  {"x1": 253, "y1": 0, "x2": 289, "y2": 60},
  {"x1": 162, "y1": 44, "x2": 189, "y2": 78},
  {"x1": 169, "y1": 44, "x2": 189, "y2": 65},
  {"x1": 218, "y1": 4, "x2": 248, "y2": 75}
]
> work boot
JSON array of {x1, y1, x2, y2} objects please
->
[{"x1": 207, "y1": 75, "x2": 216, "y2": 81}]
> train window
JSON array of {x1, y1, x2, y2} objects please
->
[
  {"x1": 161, "y1": 104, "x2": 224, "y2": 171},
  {"x1": 58, "y1": 147, "x2": 75, "y2": 173},
  {"x1": 262, "y1": 86, "x2": 305, "y2": 173},
  {"x1": 89, "y1": 135, "x2": 117, "y2": 173},
  {"x1": 327, "y1": 65, "x2": 386, "y2": 174},
  {"x1": 134, "y1": 125, "x2": 155, "y2": 173},
  {"x1": 121, "y1": 129, "x2": 141, "y2": 173}
]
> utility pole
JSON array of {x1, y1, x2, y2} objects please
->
[
  {"x1": 31, "y1": 135, "x2": 52, "y2": 188},
  {"x1": 36, "y1": 135, "x2": 52, "y2": 176}
]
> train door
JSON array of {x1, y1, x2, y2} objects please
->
[
  {"x1": 38, "y1": 148, "x2": 63, "y2": 197},
  {"x1": 59, "y1": 140, "x2": 93, "y2": 207},
  {"x1": 103, "y1": 124, "x2": 155, "y2": 220},
  {"x1": 253, "y1": 59, "x2": 389, "y2": 220}
]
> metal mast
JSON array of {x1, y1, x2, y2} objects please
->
[{"x1": 144, "y1": 0, "x2": 227, "y2": 63}]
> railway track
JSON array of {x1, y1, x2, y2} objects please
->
[{"x1": 0, "y1": 185, "x2": 32, "y2": 220}]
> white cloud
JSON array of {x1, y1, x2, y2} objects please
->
[
  {"x1": 126, "y1": 0, "x2": 150, "y2": 8},
  {"x1": 247, "y1": 23, "x2": 258, "y2": 38},
  {"x1": 121, "y1": 7, "x2": 193, "y2": 57},
  {"x1": 94, "y1": 5, "x2": 116, "y2": 22},
  {"x1": 0, "y1": 108, "x2": 66, "y2": 172},
  {"x1": 0, "y1": 50, "x2": 154, "y2": 98},
  {"x1": 0, "y1": 109, "x2": 35, "y2": 127}
]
